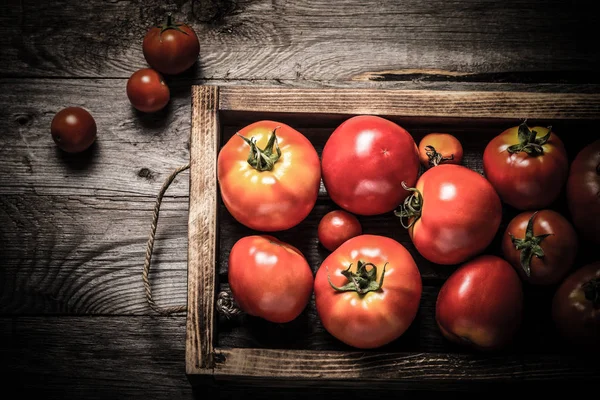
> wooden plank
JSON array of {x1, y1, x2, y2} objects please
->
[
  {"x1": 186, "y1": 85, "x2": 220, "y2": 374},
  {"x1": 219, "y1": 87, "x2": 600, "y2": 119},
  {"x1": 1, "y1": 0, "x2": 598, "y2": 81}
]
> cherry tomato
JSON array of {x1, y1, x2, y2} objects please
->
[
  {"x1": 566, "y1": 140, "x2": 600, "y2": 245},
  {"x1": 418, "y1": 133, "x2": 463, "y2": 169},
  {"x1": 436, "y1": 255, "x2": 524, "y2": 351},
  {"x1": 502, "y1": 210, "x2": 578, "y2": 285},
  {"x1": 126, "y1": 68, "x2": 170, "y2": 113},
  {"x1": 321, "y1": 115, "x2": 420, "y2": 216},
  {"x1": 314, "y1": 234, "x2": 422, "y2": 349},
  {"x1": 50, "y1": 107, "x2": 97, "y2": 153},
  {"x1": 317, "y1": 210, "x2": 362, "y2": 252},
  {"x1": 217, "y1": 120, "x2": 321, "y2": 232},
  {"x1": 395, "y1": 164, "x2": 502, "y2": 265},
  {"x1": 228, "y1": 235, "x2": 314, "y2": 324},
  {"x1": 483, "y1": 121, "x2": 569, "y2": 210},
  {"x1": 552, "y1": 262, "x2": 600, "y2": 352},
  {"x1": 142, "y1": 13, "x2": 200, "y2": 75}
]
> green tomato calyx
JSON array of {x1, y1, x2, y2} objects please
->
[
  {"x1": 506, "y1": 120, "x2": 552, "y2": 156},
  {"x1": 159, "y1": 12, "x2": 189, "y2": 38},
  {"x1": 425, "y1": 145, "x2": 454, "y2": 167},
  {"x1": 394, "y1": 181, "x2": 423, "y2": 229},
  {"x1": 327, "y1": 260, "x2": 387, "y2": 295},
  {"x1": 237, "y1": 127, "x2": 282, "y2": 172},
  {"x1": 509, "y1": 211, "x2": 553, "y2": 277}
]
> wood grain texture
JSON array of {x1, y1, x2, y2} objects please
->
[
  {"x1": 1, "y1": 0, "x2": 598, "y2": 82},
  {"x1": 186, "y1": 85, "x2": 220, "y2": 374}
]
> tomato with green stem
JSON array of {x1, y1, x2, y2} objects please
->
[{"x1": 418, "y1": 133, "x2": 463, "y2": 169}]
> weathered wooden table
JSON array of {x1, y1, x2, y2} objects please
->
[{"x1": 1, "y1": 1, "x2": 598, "y2": 398}]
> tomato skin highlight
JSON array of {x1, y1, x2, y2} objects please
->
[
  {"x1": 317, "y1": 210, "x2": 362, "y2": 252},
  {"x1": 418, "y1": 133, "x2": 463, "y2": 169},
  {"x1": 321, "y1": 115, "x2": 420, "y2": 216},
  {"x1": 50, "y1": 107, "x2": 97, "y2": 153},
  {"x1": 217, "y1": 120, "x2": 321, "y2": 232},
  {"x1": 228, "y1": 235, "x2": 314, "y2": 324},
  {"x1": 314, "y1": 234, "x2": 422, "y2": 349}
]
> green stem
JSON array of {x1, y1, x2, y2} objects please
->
[
  {"x1": 508, "y1": 211, "x2": 553, "y2": 277},
  {"x1": 424, "y1": 145, "x2": 454, "y2": 167},
  {"x1": 159, "y1": 12, "x2": 189, "y2": 37},
  {"x1": 327, "y1": 260, "x2": 387, "y2": 295},
  {"x1": 237, "y1": 127, "x2": 282, "y2": 172},
  {"x1": 506, "y1": 120, "x2": 552, "y2": 156},
  {"x1": 394, "y1": 182, "x2": 423, "y2": 229},
  {"x1": 583, "y1": 278, "x2": 600, "y2": 309}
]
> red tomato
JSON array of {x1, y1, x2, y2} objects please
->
[
  {"x1": 126, "y1": 68, "x2": 170, "y2": 113},
  {"x1": 436, "y1": 255, "x2": 524, "y2": 351},
  {"x1": 217, "y1": 120, "x2": 321, "y2": 232},
  {"x1": 552, "y1": 262, "x2": 600, "y2": 352},
  {"x1": 483, "y1": 121, "x2": 569, "y2": 210},
  {"x1": 50, "y1": 107, "x2": 97, "y2": 153},
  {"x1": 314, "y1": 234, "x2": 422, "y2": 349},
  {"x1": 228, "y1": 235, "x2": 314, "y2": 323},
  {"x1": 502, "y1": 210, "x2": 578, "y2": 285},
  {"x1": 317, "y1": 210, "x2": 362, "y2": 252},
  {"x1": 395, "y1": 164, "x2": 502, "y2": 265},
  {"x1": 566, "y1": 140, "x2": 600, "y2": 245},
  {"x1": 321, "y1": 115, "x2": 420, "y2": 216},
  {"x1": 418, "y1": 133, "x2": 463, "y2": 169},
  {"x1": 142, "y1": 13, "x2": 200, "y2": 75}
]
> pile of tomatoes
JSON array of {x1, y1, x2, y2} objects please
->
[{"x1": 219, "y1": 116, "x2": 600, "y2": 352}]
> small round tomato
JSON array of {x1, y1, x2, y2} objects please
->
[
  {"x1": 217, "y1": 120, "x2": 321, "y2": 232},
  {"x1": 502, "y1": 210, "x2": 578, "y2": 285},
  {"x1": 436, "y1": 255, "x2": 524, "y2": 351},
  {"x1": 126, "y1": 68, "x2": 170, "y2": 113},
  {"x1": 50, "y1": 107, "x2": 97, "y2": 153},
  {"x1": 321, "y1": 115, "x2": 420, "y2": 216},
  {"x1": 418, "y1": 133, "x2": 463, "y2": 169},
  {"x1": 142, "y1": 13, "x2": 200, "y2": 75},
  {"x1": 483, "y1": 121, "x2": 569, "y2": 210},
  {"x1": 314, "y1": 234, "x2": 422, "y2": 349},
  {"x1": 552, "y1": 262, "x2": 600, "y2": 352},
  {"x1": 566, "y1": 140, "x2": 600, "y2": 245},
  {"x1": 395, "y1": 164, "x2": 502, "y2": 265},
  {"x1": 228, "y1": 235, "x2": 314, "y2": 324},
  {"x1": 317, "y1": 210, "x2": 362, "y2": 252}
]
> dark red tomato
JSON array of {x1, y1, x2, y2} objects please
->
[
  {"x1": 50, "y1": 107, "x2": 97, "y2": 153},
  {"x1": 483, "y1": 121, "x2": 569, "y2": 210},
  {"x1": 395, "y1": 164, "x2": 502, "y2": 265},
  {"x1": 317, "y1": 210, "x2": 362, "y2": 252},
  {"x1": 126, "y1": 68, "x2": 170, "y2": 113},
  {"x1": 566, "y1": 140, "x2": 600, "y2": 245},
  {"x1": 502, "y1": 210, "x2": 578, "y2": 285},
  {"x1": 228, "y1": 235, "x2": 314, "y2": 324},
  {"x1": 436, "y1": 255, "x2": 524, "y2": 351},
  {"x1": 142, "y1": 13, "x2": 200, "y2": 75},
  {"x1": 418, "y1": 133, "x2": 463, "y2": 169},
  {"x1": 321, "y1": 115, "x2": 420, "y2": 216},
  {"x1": 552, "y1": 262, "x2": 600, "y2": 352}
]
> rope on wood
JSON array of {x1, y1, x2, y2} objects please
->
[{"x1": 143, "y1": 163, "x2": 190, "y2": 316}]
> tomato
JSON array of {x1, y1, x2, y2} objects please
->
[
  {"x1": 566, "y1": 140, "x2": 600, "y2": 245},
  {"x1": 483, "y1": 121, "x2": 569, "y2": 210},
  {"x1": 142, "y1": 13, "x2": 200, "y2": 75},
  {"x1": 126, "y1": 68, "x2": 170, "y2": 113},
  {"x1": 436, "y1": 255, "x2": 524, "y2": 351},
  {"x1": 395, "y1": 164, "x2": 502, "y2": 265},
  {"x1": 552, "y1": 262, "x2": 600, "y2": 352},
  {"x1": 317, "y1": 210, "x2": 362, "y2": 252},
  {"x1": 228, "y1": 235, "x2": 314, "y2": 323},
  {"x1": 314, "y1": 234, "x2": 422, "y2": 349},
  {"x1": 217, "y1": 120, "x2": 321, "y2": 232},
  {"x1": 50, "y1": 107, "x2": 97, "y2": 153},
  {"x1": 502, "y1": 209, "x2": 578, "y2": 285},
  {"x1": 321, "y1": 115, "x2": 420, "y2": 216},
  {"x1": 418, "y1": 133, "x2": 463, "y2": 169}
]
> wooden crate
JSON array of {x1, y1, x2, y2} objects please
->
[{"x1": 186, "y1": 85, "x2": 600, "y2": 391}]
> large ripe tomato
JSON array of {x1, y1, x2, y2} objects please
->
[
  {"x1": 418, "y1": 133, "x2": 463, "y2": 169},
  {"x1": 217, "y1": 120, "x2": 321, "y2": 232},
  {"x1": 50, "y1": 107, "x2": 97, "y2": 153},
  {"x1": 552, "y1": 262, "x2": 600, "y2": 352},
  {"x1": 566, "y1": 140, "x2": 600, "y2": 245},
  {"x1": 483, "y1": 121, "x2": 569, "y2": 210},
  {"x1": 321, "y1": 115, "x2": 420, "y2": 216},
  {"x1": 436, "y1": 255, "x2": 524, "y2": 351},
  {"x1": 314, "y1": 234, "x2": 422, "y2": 349},
  {"x1": 126, "y1": 68, "x2": 170, "y2": 113},
  {"x1": 317, "y1": 210, "x2": 362, "y2": 252},
  {"x1": 502, "y1": 210, "x2": 578, "y2": 285},
  {"x1": 228, "y1": 235, "x2": 314, "y2": 324},
  {"x1": 395, "y1": 164, "x2": 502, "y2": 265},
  {"x1": 142, "y1": 13, "x2": 200, "y2": 75}
]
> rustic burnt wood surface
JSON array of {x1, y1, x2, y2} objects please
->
[{"x1": 1, "y1": 0, "x2": 599, "y2": 398}]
